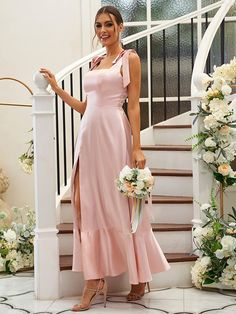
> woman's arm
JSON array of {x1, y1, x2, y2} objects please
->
[
  {"x1": 127, "y1": 53, "x2": 146, "y2": 169},
  {"x1": 39, "y1": 68, "x2": 87, "y2": 115}
]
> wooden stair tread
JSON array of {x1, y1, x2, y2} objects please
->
[
  {"x1": 59, "y1": 253, "x2": 197, "y2": 270},
  {"x1": 61, "y1": 195, "x2": 193, "y2": 204},
  {"x1": 153, "y1": 124, "x2": 192, "y2": 129},
  {"x1": 141, "y1": 144, "x2": 192, "y2": 151},
  {"x1": 151, "y1": 195, "x2": 193, "y2": 204},
  {"x1": 151, "y1": 223, "x2": 192, "y2": 232},
  {"x1": 150, "y1": 168, "x2": 192, "y2": 176},
  {"x1": 57, "y1": 223, "x2": 192, "y2": 234}
]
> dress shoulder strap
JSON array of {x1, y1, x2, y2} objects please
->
[
  {"x1": 90, "y1": 55, "x2": 105, "y2": 70},
  {"x1": 121, "y1": 49, "x2": 137, "y2": 88}
]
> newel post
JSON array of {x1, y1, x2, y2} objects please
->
[
  {"x1": 32, "y1": 72, "x2": 60, "y2": 299},
  {"x1": 191, "y1": 74, "x2": 214, "y2": 230}
]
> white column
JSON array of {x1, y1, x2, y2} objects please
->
[
  {"x1": 191, "y1": 75, "x2": 213, "y2": 229},
  {"x1": 32, "y1": 72, "x2": 60, "y2": 300}
]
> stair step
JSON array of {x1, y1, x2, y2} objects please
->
[
  {"x1": 142, "y1": 145, "x2": 192, "y2": 170},
  {"x1": 151, "y1": 195, "x2": 193, "y2": 204},
  {"x1": 141, "y1": 144, "x2": 192, "y2": 151},
  {"x1": 57, "y1": 223, "x2": 192, "y2": 234},
  {"x1": 153, "y1": 124, "x2": 192, "y2": 129},
  {"x1": 61, "y1": 195, "x2": 193, "y2": 205},
  {"x1": 152, "y1": 223, "x2": 192, "y2": 232},
  {"x1": 150, "y1": 168, "x2": 192, "y2": 177},
  {"x1": 59, "y1": 253, "x2": 197, "y2": 271}
]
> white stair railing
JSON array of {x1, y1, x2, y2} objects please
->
[
  {"x1": 32, "y1": 0, "x2": 234, "y2": 299},
  {"x1": 190, "y1": 0, "x2": 235, "y2": 230}
]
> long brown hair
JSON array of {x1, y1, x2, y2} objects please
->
[{"x1": 93, "y1": 6, "x2": 123, "y2": 47}]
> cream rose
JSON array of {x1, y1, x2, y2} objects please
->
[
  {"x1": 218, "y1": 164, "x2": 232, "y2": 176},
  {"x1": 219, "y1": 125, "x2": 230, "y2": 136}
]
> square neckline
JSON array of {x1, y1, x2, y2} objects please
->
[{"x1": 92, "y1": 50, "x2": 125, "y2": 71}]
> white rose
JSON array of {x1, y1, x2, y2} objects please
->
[
  {"x1": 204, "y1": 137, "x2": 217, "y2": 147},
  {"x1": 221, "y1": 235, "x2": 236, "y2": 252},
  {"x1": 202, "y1": 151, "x2": 215, "y2": 163},
  {"x1": 119, "y1": 166, "x2": 132, "y2": 182},
  {"x1": 136, "y1": 181, "x2": 145, "y2": 189},
  {"x1": 209, "y1": 98, "x2": 229, "y2": 113},
  {"x1": 215, "y1": 249, "x2": 225, "y2": 259},
  {"x1": 3, "y1": 229, "x2": 17, "y2": 242},
  {"x1": 137, "y1": 168, "x2": 150, "y2": 181},
  {"x1": 221, "y1": 84, "x2": 232, "y2": 95}
]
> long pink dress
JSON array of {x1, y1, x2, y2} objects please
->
[{"x1": 71, "y1": 49, "x2": 170, "y2": 284}]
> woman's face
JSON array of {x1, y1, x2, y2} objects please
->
[{"x1": 95, "y1": 13, "x2": 123, "y2": 47}]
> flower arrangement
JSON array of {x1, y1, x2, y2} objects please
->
[
  {"x1": 116, "y1": 166, "x2": 154, "y2": 232},
  {"x1": 190, "y1": 57, "x2": 236, "y2": 189},
  {"x1": 18, "y1": 139, "x2": 34, "y2": 174},
  {"x1": 0, "y1": 206, "x2": 35, "y2": 273},
  {"x1": 191, "y1": 200, "x2": 236, "y2": 289}
]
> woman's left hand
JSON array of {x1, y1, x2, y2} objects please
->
[{"x1": 132, "y1": 149, "x2": 146, "y2": 169}]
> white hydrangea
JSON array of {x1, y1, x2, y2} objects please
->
[
  {"x1": 203, "y1": 115, "x2": 219, "y2": 130},
  {"x1": 211, "y1": 76, "x2": 225, "y2": 90},
  {"x1": 219, "y1": 257, "x2": 236, "y2": 289},
  {"x1": 209, "y1": 98, "x2": 229, "y2": 114},
  {"x1": 213, "y1": 63, "x2": 236, "y2": 83},
  {"x1": 191, "y1": 257, "x2": 211, "y2": 289}
]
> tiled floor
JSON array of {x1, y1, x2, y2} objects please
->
[{"x1": 1, "y1": 272, "x2": 236, "y2": 314}]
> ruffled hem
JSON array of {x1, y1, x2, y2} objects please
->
[{"x1": 72, "y1": 226, "x2": 170, "y2": 284}]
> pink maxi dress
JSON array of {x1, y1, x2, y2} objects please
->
[{"x1": 71, "y1": 49, "x2": 170, "y2": 284}]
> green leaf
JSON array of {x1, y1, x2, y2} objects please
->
[
  {"x1": 226, "y1": 177, "x2": 236, "y2": 186},
  {"x1": 213, "y1": 172, "x2": 224, "y2": 183},
  {"x1": 203, "y1": 278, "x2": 215, "y2": 285}
]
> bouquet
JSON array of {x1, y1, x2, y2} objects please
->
[{"x1": 116, "y1": 166, "x2": 154, "y2": 233}]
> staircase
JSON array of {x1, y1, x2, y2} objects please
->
[
  {"x1": 54, "y1": 112, "x2": 197, "y2": 297},
  {"x1": 31, "y1": 0, "x2": 235, "y2": 299}
]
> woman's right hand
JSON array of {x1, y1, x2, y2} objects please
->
[{"x1": 39, "y1": 68, "x2": 59, "y2": 92}]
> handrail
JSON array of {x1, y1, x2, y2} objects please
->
[
  {"x1": 191, "y1": 0, "x2": 235, "y2": 94},
  {"x1": 0, "y1": 102, "x2": 32, "y2": 107},
  {"x1": 54, "y1": 1, "x2": 224, "y2": 84},
  {"x1": 0, "y1": 77, "x2": 33, "y2": 95}
]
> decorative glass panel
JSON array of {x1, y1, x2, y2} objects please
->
[
  {"x1": 202, "y1": 1, "x2": 236, "y2": 17},
  {"x1": 140, "y1": 102, "x2": 149, "y2": 130},
  {"x1": 122, "y1": 26, "x2": 148, "y2": 97},
  {"x1": 151, "y1": 0, "x2": 197, "y2": 20},
  {"x1": 101, "y1": 0, "x2": 147, "y2": 22},
  {"x1": 151, "y1": 23, "x2": 197, "y2": 99}
]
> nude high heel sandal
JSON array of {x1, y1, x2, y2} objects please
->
[
  {"x1": 126, "y1": 282, "x2": 150, "y2": 301},
  {"x1": 72, "y1": 279, "x2": 107, "y2": 311}
]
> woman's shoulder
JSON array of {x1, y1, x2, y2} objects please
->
[{"x1": 125, "y1": 49, "x2": 140, "y2": 65}]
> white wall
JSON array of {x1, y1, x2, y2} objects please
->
[{"x1": 0, "y1": 0, "x2": 84, "y2": 208}]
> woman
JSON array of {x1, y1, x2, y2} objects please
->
[{"x1": 40, "y1": 5, "x2": 170, "y2": 312}]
